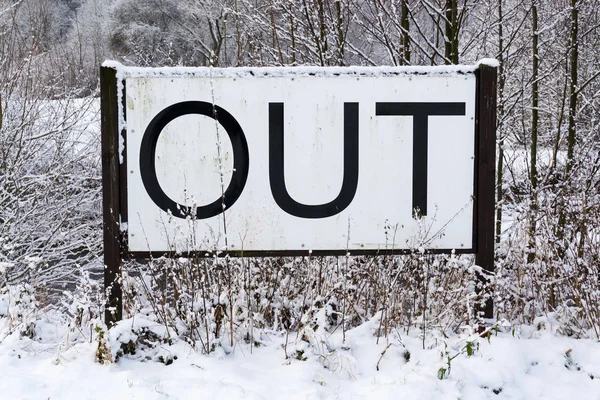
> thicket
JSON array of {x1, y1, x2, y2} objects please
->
[{"x1": 1, "y1": 0, "x2": 599, "y2": 354}]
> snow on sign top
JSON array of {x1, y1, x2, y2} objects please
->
[
  {"x1": 102, "y1": 60, "x2": 496, "y2": 79},
  {"x1": 104, "y1": 60, "x2": 496, "y2": 254}
]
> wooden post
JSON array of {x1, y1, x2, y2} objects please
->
[
  {"x1": 475, "y1": 63, "x2": 497, "y2": 321},
  {"x1": 100, "y1": 66, "x2": 123, "y2": 326}
]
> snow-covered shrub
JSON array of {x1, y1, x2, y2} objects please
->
[
  {"x1": 0, "y1": 3, "x2": 103, "y2": 306},
  {"x1": 106, "y1": 317, "x2": 177, "y2": 364},
  {"x1": 493, "y1": 137, "x2": 600, "y2": 338},
  {"x1": 116, "y1": 246, "x2": 482, "y2": 356},
  {"x1": 108, "y1": 0, "x2": 208, "y2": 67},
  {"x1": 0, "y1": 283, "x2": 38, "y2": 339}
]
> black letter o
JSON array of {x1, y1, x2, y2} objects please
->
[{"x1": 139, "y1": 101, "x2": 249, "y2": 219}]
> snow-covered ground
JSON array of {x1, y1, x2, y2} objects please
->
[{"x1": 2, "y1": 314, "x2": 600, "y2": 400}]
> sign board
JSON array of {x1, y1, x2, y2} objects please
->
[
  {"x1": 100, "y1": 62, "x2": 497, "y2": 323},
  {"x1": 107, "y1": 65, "x2": 493, "y2": 255}
]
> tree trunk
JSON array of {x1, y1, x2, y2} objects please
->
[
  {"x1": 318, "y1": 0, "x2": 328, "y2": 66},
  {"x1": 400, "y1": 0, "x2": 411, "y2": 65},
  {"x1": 569, "y1": 0, "x2": 584, "y2": 260},
  {"x1": 335, "y1": 0, "x2": 345, "y2": 66},
  {"x1": 566, "y1": 0, "x2": 578, "y2": 174},
  {"x1": 451, "y1": 0, "x2": 458, "y2": 63},
  {"x1": 557, "y1": 0, "x2": 579, "y2": 255},
  {"x1": 289, "y1": 0, "x2": 297, "y2": 64},
  {"x1": 444, "y1": 0, "x2": 458, "y2": 64},
  {"x1": 528, "y1": 0, "x2": 539, "y2": 263},
  {"x1": 270, "y1": 5, "x2": 284, "y2": 64},
  {"x1": 234, "y1": 0, "x2": 243, "y2": 66}
]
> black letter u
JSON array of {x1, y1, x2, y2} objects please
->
[{"x1": 269, "y1": 103, "x2": 359, "y2": 218}]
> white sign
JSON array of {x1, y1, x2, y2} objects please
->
[{"x1": 123, "y1": 68, "x2": 476, "y2": 253}]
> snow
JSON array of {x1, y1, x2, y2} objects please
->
[
  {"x1": 1, "y1": 313, "x2": 600, "y2": 399},
  {"x1": 102, "y1": 60, "x2": 491, "y2": 78},
  {"x1": 477, "y1": 58, "x2": 500, "y2": 68}
]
